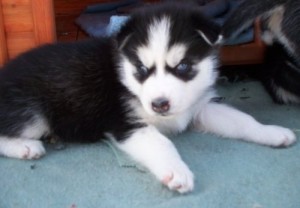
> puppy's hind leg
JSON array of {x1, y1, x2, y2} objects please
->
[
  {"x1": 0, "y1": 112, "x2": 50, "y2": 160},
  {"x1": 193, "y1": 102, "x2": 296, "y2": 147}
]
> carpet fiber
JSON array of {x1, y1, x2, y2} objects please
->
[{"x1": 1, "y1": 80, "x2": 300, "y2": 208}]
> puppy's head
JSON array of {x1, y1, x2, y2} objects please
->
[{"x1": 117, "y1": 4, "x2": 222, "y2": 117}]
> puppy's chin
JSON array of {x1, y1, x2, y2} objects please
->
[
  {"x1": 154, "y1": 112, "x2": 172, "y2": 118},
  {"x1": 144, "y1": 107, "x2": 179, "y2": 119}
]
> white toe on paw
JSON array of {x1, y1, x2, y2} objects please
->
[
  {"x1": 155, "y1": 160, "x2": 194, "y2": 193},
  {"x1": 260, "y1": 125, "x2": 296, "y2": 147},
  {"x1": 8, "y1": 139, "x2": 46, "y2": 160}
]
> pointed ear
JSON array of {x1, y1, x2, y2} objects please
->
[
  {"x1": 191, "y1": 11, "x2": 223, "y2": 45},
  {"x1": 198, "y1": 31, "x2": 223, "y2": 46}
]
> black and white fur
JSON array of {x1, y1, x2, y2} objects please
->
[
  {"x1": 0, "y1": 4, "x2": 296, "y2": 193},
  {"x1": 261, "y1": 40, "x2": 300, "y2": 104},
  {"x1": 222, "y1": 0, "x2": 300, "y2": 104}
]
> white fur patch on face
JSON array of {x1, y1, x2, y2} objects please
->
[
  {"x1": 120, "y1": 17, "x2": 173, "y2": 96},
  {"x1": 137, "y1": 16, "x2": 171, "y2": 69},
  {"x1": 166, "y1": 44, "x2": 187, "y2": 68},
  {"x1": 140, "y1": 56, "x2": 217, "y2": 117},
  {"x1": 121, "y1": 50, "x2": 217, "y2": 118},
  {"x1": 119, "y1": 16, "x2": 218, "y2": 118},
  {"x1": 148, "y1": 16, "x2": 171, "y2": 64},
  {"x1": 119, "y1": 56, "x2": 143, "y2": 97}
]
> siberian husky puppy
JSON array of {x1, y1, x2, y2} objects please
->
[
  {"x1": 222, "y1": 0, "x2": 300, "y2": 104},
  {"x1": 0, "y1": 4, "x2": 296, "y2": 193}
]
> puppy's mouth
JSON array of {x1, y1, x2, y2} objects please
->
[
  {"x1": 146, "y1": 106, "x2": 179, "y2": 118},
  {"x1": 155, "y1": 112, "x2": 171, "y2": 117}
]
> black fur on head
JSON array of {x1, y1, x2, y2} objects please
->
[{"x1": 116, "y1": 3, "x2": 222, "y2": 52}]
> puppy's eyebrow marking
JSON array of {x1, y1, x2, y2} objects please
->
[
  {"x1": 148, "y1": 16, "x2": 171, "y2": 54},
  {"x1": 166, "y1": 44, "x2": 187, "y2": 68},
  {"x1": 137, "y1": 46, "x2": 155, "y2": 68},
  {"x1": 136, "y1": 17, "x2": 172, "y2": 69}
]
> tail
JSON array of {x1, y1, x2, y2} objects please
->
[{"x1": 222, "y1": 0, "x2": 286, "y2": 41}]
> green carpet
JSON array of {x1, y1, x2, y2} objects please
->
[{"x1": 1, "y1": 80, "x2": 300, "y2": 208}]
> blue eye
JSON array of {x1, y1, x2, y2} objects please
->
[
  {"x1": 137, "y1": 65, "x2": 148, "y2": 76},
  {"x1": 176, "y1": 63, "x2": 191, "y2": 74},
  {"x1": 134, "y1": 64, "x2": 151, "y2": 82}
]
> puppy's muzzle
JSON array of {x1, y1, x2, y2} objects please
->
[{"x1": 151, "y1": 97, "x2": 170, "y2": 114}]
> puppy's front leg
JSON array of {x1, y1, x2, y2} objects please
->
[
  {"x1": 193, "y1": 102, "x2": 296, "y2": 147},
  {"x1": 115, "y1": 125, "x2": 194, "y2": 193}
]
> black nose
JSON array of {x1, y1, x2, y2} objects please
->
[{"x1": 151, "y1": 98, "x2": 170, "y2": 114}]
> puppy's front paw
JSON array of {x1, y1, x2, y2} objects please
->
[
  {"x1": 153, "y1": 160, "x2": 194, "y2": 193},
  {"x1": 258, "y1": 125, "x2": 296, "y2": 147},
  {"x1": 5, "y1": 139, "x2": 46, "y2": 160}
]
